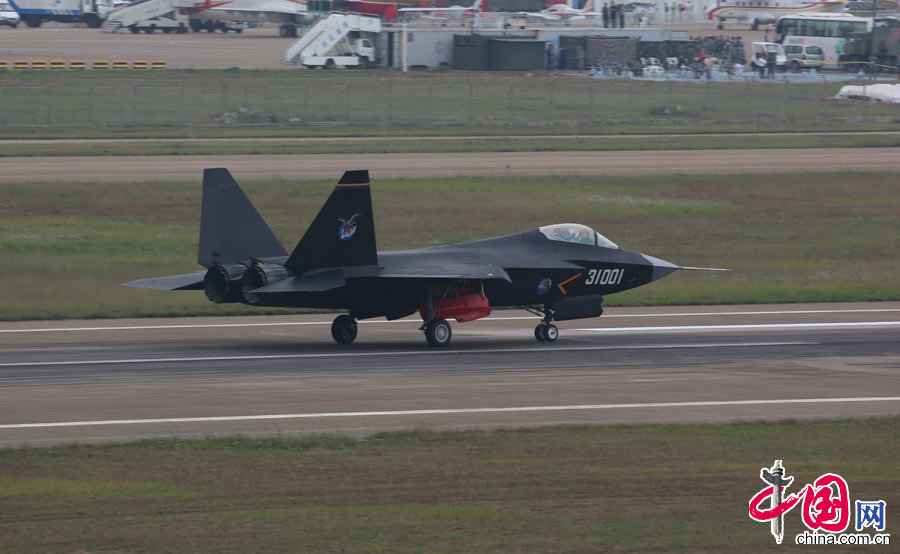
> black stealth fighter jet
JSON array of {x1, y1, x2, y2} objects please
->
[{"x1": 125, "y1": 169, "x2": 726, "y2": 347}]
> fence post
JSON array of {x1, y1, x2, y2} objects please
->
[
  {"x1": 428, "y1": 81, "x2": 433, "y2": 124},
  {"x1": 262, "y1": 86, "x2": 268, "y2": 115},
  {"x1": 744, "y1": 78, "x2": 751, "y2": 122},
  {"x1": 89, "y1": 86, "x2": 95, "y2": 125},
  {"x1": 627, "y1": 77, "x2": 633, "y2": 121},
  {"x1": 705, "y1": 78, "x2": 711, "y2": 118},
  {"x1": 46, "y1": 85, "x2": 51, "y2": 125},
  {"x1": 388, "y1": 79, "x2": 394, "y2": 125},
  {"x1": 507, "y1": 81, "x2": 513, "y2": 122},
  {"x1": 822, "y1": 76, "x2": 827, "y2": 120},
  {"x1": 549, "y1": 82, "x2": 554, "y2": 123},
  {"x1": 783, "y1": 77, "x2": 789, "y2": 121},
  {"x1": 305, "y1": 82, "x2": 310, "y2": 121},
  {"x1": 179, "y1": 85, "x2": 185, "y2": 125},
  {"x1": 346, "y1": 83, "x2": 351, "y2": 122},
  {"x1": 588, "y1": 78, "x2": 594, "y2": 123},
  {"x1": 0, "y1": 87, "x2": 5, "y2": 126},
  {"x1": 863, "y1": 78, "x2": 868, "y2": 119},
  {"x1": 220, "y1": 84, "x2": 226, "y2": 114},
  {"x1": 132, "y1": 84, "x2": 138, "y2": 125},
  {"x1": 468, "y1": 81, "x2": 473, "y2": 124},
  {"x1": 666, "y1": 77, "x2": 672, "y2": 117}
]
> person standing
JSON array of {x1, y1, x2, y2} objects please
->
[
  {"x1": 766, "y1": 50, "x2": 777, "y2": 78},
  {"x1": 602, "y1": 2, "x2": 609, "y2": 28},
  {"x1": 618, "y1": 3, "x2": 625, "y2": 28},
  {"x1": 609, "y1": 2, "x2": 617, "y2": 28},
  {"x1": 546, "y1": 42, "x2": 555, "y2": 70},
  {"x1": 558, "y1": 45, "x2": 567, "y2": 69},
  {"x1": 755, "y1": 52, "x2": 767, "y2": 78}
]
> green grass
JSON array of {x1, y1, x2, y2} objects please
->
[
  {"x1": 1, "y1": 172, "x2": 898, "y2": 320},
  {"x1": 2, "y1": 133, "x2": 900, "y2": 157},
  {"x1": 2, "y1": 69, "x2": 899, "y2": 136},
  {"x1": 1, "y1": 417, "x2": 897, "y2": 552}
]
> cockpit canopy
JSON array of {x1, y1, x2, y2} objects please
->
[{"x1": 539, "y1": 223, "x2": 619, "y2": 249}]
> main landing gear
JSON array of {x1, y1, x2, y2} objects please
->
[
  {"x1": 424, "y1": 318, "x2": 452, "y2": 347},
  {"x1": 331, "y1": 314, "x2": 358, "y2": 344},
  {"x1": 526, "y1": 304, "x2": 558, "y2": 343}
]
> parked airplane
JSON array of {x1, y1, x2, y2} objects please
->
[
  {"x1": 124, "y1": 169, "x2": 726, "y2": 347},
  {"x1": 397, "y1": 0, "x2": 486, "y2": 13},
  {"x1": 186, "y1": 0, "x2": 310, "y2": 36},
  {"x1": 707, "y1": 0, "x2": 847, "y2": 30},
  {"x1": 517, "y1": 0, "x2": 603, "y2": 21}
]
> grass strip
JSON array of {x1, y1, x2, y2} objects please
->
[
  {"x1": 1, "y1": 417, "x2": 897, "y2": 552},
  {"x1": 1, "y1": 172, "x2": 898, "y2": 320},
  {"x1": 3, "y1": 69, "x2": 900, "y2": 138}
]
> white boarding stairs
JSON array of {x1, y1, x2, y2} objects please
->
[
  {"x1": 283, "y1": 13, "x2": 382, "y2": 65},
  {"x1": 105, "y1": 0, "x2": 195, "y2": 30}
]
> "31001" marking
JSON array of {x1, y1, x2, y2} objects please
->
[{"x1": 585, "y1": 268, "x2": 623, "y2": 286}]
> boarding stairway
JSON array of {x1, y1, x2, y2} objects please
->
[
  {"x1": 283, "y1": 13, "x2": 381, "y2": 64},
  {"x1": 104, "y1": 0, "x2": 196, "y2": 31}
]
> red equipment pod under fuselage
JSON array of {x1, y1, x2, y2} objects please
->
[{"x1": 419, "y1": 287, "x2": 491, "y2": 323}]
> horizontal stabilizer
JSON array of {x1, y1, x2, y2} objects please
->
[
  {"x1": 679, "y1": 266, "x2": 731, "y2": 272},
  {"x1": 251, "y1": 268, "x2": 346, "y2": 294},
  {"x1": 122, "y1": 271, "x2": 205, "y2": 291}
]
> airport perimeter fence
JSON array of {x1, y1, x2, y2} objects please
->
[{"x1": 0, "y1": 75, "x2": 897, "y2": 128}]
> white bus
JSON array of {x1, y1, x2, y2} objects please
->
[{"x1": 775, "y1": 13, "x2": 873, "y2": 69}]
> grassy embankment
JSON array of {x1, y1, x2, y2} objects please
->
[
  {"x1": 1, "y1": 417, "x2": 898, "y2": 552},
  {"x1": 2, "y1": 69, "x2": 899, "y2": 139},
  {"x1": 1, "y1": 172, "x2": 898, "y2": 320}
]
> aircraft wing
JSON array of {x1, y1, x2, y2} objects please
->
[
  {"x1": 250, "y1": 264, "x2": 511, "y2": 296},
  {"x1": 377, "y1": 264, "x2": 512, "y2": 282},
  {"x1": 122, "y1": 271, "x2": 206, "y2": 291}
]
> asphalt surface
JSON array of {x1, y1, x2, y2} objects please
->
[
  {"x1": 0, "y1": 23, "x2": 762, "y2": 70},
  {"x1": 1, "y1": 302, "x2": 898, "y2": 447},
  {"x1": 2, "y1": 148, "x2": 899, "y2": 182}
]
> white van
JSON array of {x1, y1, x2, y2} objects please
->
[{"x1": 783, "y1": 44, "x2": 826, "y2": 70}]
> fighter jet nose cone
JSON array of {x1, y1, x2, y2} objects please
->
[{"x1": 642, "y1": 253, "x2": 681, "y2": 282}]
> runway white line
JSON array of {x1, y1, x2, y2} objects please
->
[
  {"x1": 0, "y1": 341, "x2": 813, "y2": 368},
  {"x1": 2, "y1": 309, "x2": 898, "y2": 333},
  {"x1": 575, "y1": 322, "x2": 900, "y2": 332},
  {"x1": 2, "y1": 396, "x2": 898, "y2": 429}
]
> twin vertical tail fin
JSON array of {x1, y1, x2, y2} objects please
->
[
  {"x1": 198, "y1": 168, "x2": 287, "y2": 268},
  {"x1": 285, "y1": 170, "x2": 378, "y2": 276}
]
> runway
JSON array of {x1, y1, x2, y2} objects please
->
[
  {"x1": 2, "y1": 148, "x2": 899, "y2": 182},
  {"x1": 1, "y1": 302, "x2": 898, "y2": 447}
]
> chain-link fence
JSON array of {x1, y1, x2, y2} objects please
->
[{"x1": 0, "y1": 75, "x2": 896, "y2": 127}]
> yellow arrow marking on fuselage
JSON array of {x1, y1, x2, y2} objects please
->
[{"x1": 557, "y1": 273, "x2": 582, "y2": 296}]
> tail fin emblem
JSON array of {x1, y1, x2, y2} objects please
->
[{"x1": 338, "y1": 212, "x2": 362, "y2": 240}]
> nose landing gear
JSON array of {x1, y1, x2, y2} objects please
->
[
  {"x1": 526, "y1": 303, "x2": 559, "y2": 343},
  {"x1": 534, "y1": 322, "x2": 558, "y2": 342}
]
